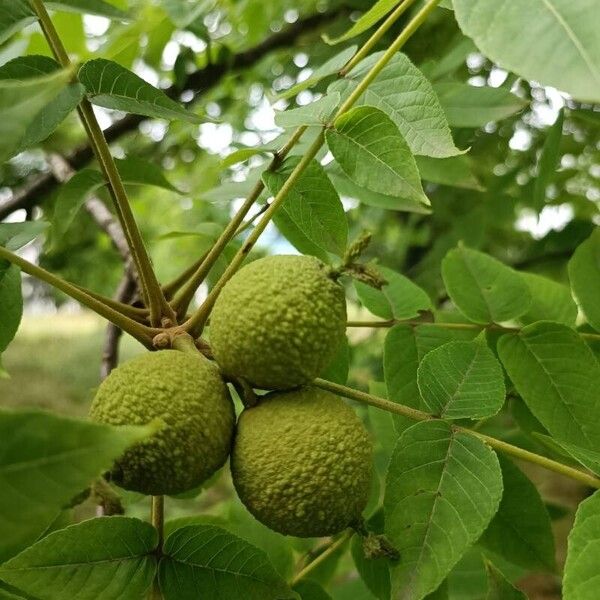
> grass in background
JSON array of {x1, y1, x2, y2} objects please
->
[{"x1": 0, "y1": 312, "x2": 145, "y2": 416}]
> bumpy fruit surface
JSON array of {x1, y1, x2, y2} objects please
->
[
  {"x1": 231, "y1": 387, "x2": 372, "y2": 537},
  {"x1": 209, "y1": 255, "x2": 347, "y2": 390},
  {"x1": 90, "y1": 350, "x2": 235, "y2": 495}
]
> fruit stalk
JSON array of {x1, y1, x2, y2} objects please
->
[
  {"x1": 29, "y1": 0, "x2": 174, "y2": 327},
  {"x1": 151, "y1": 495, "x2": 164, "y2": 549},
  {"x1": 314, "y1": 378, "x2": 600, "y2": 489},
  {"x1": 185, "y1": 0, "x2": 442, "y2": 336},
  {"x1": 151, "y1": 495, "x2": 164, "y2": 600},
  {"x1": 290, "y1": 530, "x2": 353, "y2": 586}
]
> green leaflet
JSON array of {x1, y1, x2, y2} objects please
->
[
  {"x1": 0, "y1": 517, "x2": 157, "y2": 599},
  {"x1": 454, "y1": 0, "x2": 600, "y2": 103},
  {"x1": 327, "y1": 106, "x2": 429, "y2": 208},
  {"x1": 563, "y1": 490, "x2": 600, "y2": 600},
  {"x1": 441, "y1": 246, "x2": 531, "y2": 324},
  {"x1": 498, "y1": 322, "x2": 600, "y2": 453},
  {"x1": 385, "y1": 420, "x2": 503, "y2": 599},
  {"x1": 0, "y1": 411, "x2": 154, "y2": 561},
  {"x1": 159, "y1": 524, "x2": 296, "y2": 599}
]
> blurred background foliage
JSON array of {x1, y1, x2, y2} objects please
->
[{"x1": 0, "y1": 1, "x2": 598, "y2": 597}]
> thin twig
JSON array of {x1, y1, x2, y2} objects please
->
[
  {"x1": 314, "y1": 378, "x2": 600, "y2": 489},
  {"x1": 100, "y1": 274, "x2": 137, "y2": 380},
  {"x1": 345, "y1": 319, "x2": 600, "y2": 341},
  {"x1": 0, "y1": 245, "x2": 158, "y2": 346},
  {"x1": 31, "y1": 0, "x2": 175, "y2": 326}
]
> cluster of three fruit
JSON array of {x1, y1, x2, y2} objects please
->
[{"x1": 90, "y1": 255, "x2": 373, "y2": 538}]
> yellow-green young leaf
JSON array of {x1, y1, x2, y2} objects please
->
[
  {"x1": 324, "y1": 0, "x2": 402, "y2": 44},
  {"x1": 275, "y1": 93, "x2": 340, "y2": 129},
  {"x1": 52, "y1": 169, "x2": 106, "y2": 241},
  {"x1": 415, "y1": 155, "x2": 483, "y2": 191},
  {"x1": 385, "y1": 421, "x2": 503, "y2": 600},
  {"x1": 480, "y1": 457, "x2": 555, "y2": 572},
  {"x1": 441, "y1": 246, "x2": 531, "y2": 324},
  {"x1": 262, "y1": 156, "x2": 348, "y2": 259},
  {"x1": 453, "y1": 0, "x2": 600, "y2": 103},
  {"x1": 0, "y1": 222, "x2": 48, "y2": 250},
  {"x1": 221, "y1": 146, "x2": 275, "y2": 168},
  {"x1": 532, "y1": 108, "x2": 564, "y2": 211},
  {"x1": 329, "y1": 52, "x2": 462, "y2": 158},
  {"x1": 384, "y1": 324, "x2": 480, "y2": 432},
  {"x1": 519, "y1": 271, "x2": 577, "y2": 327},
  {"x1": 0, "y1": 410, "x2": 154, "y2": 561},
  {"x1": 114, "y1": 156, "x2": 183, "y2": 193},
  {"x1": 0, "y1": 263, "x2": 22, "y2": 354},
  {"x1": 355, "y1": 265, "x2": 432, "y2": 321},
  {"x1": 78, "y1": 58, "x2": 201, "y2": 122},
  {"x1": 326, "y1": 106, "x2": 429, "y2": 208},
  {"x1": 274, "y1": 46, "x2": 357, "y2": 101},
  {"x1": 497, "y1": 322, "x2": 600, "y2": 452},
  {"x1": 0, "y1": 517, "x2": 157, "y2": 600},
  {"x1": 53, "y1": 158, "x2": 181, "y2": 241},
  {"x1": 0, "y1": 1, "x2": 36, "y2": 44},
  {"x1": 321, "y1": 336, "x2": 350, "y2": 385},
  {"x1": 417, "y1": 339, "x2": 505, "y2": 419},
  {"x1": 0, "y1": 55, "x2": 85, "y2": 151},
  {"x1": 327, "y1": 163, "x2": 431, "y2": 214},
  {"x1": 0, "y1": 67, "x2": 72, "y2": 163},
  {"x1": 568, "y1": 229, "x2": 600, "y2": 331},
  {"x1": 485, "y1": 562, "x2": 526, "y2": 600},
  {"x1": 563, "y1": 490, "x2": 600, "y2": 600},
  {"x1": 433, "y1": 83, "x2": 527, "y2": 128},
  {"x1": 159, "y1": 524, "x2": 297, "y2": 600},
  {"x1": 47, "y1": 0, "x2": 130, "y2": 20}
]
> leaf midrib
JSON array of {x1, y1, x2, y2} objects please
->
[
  {"x1": 332, "y1": 125, "x2": 423, "y2": 199},
  {"x1": 538, "y1": 0, "x2": 600, "y2": 87}
]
